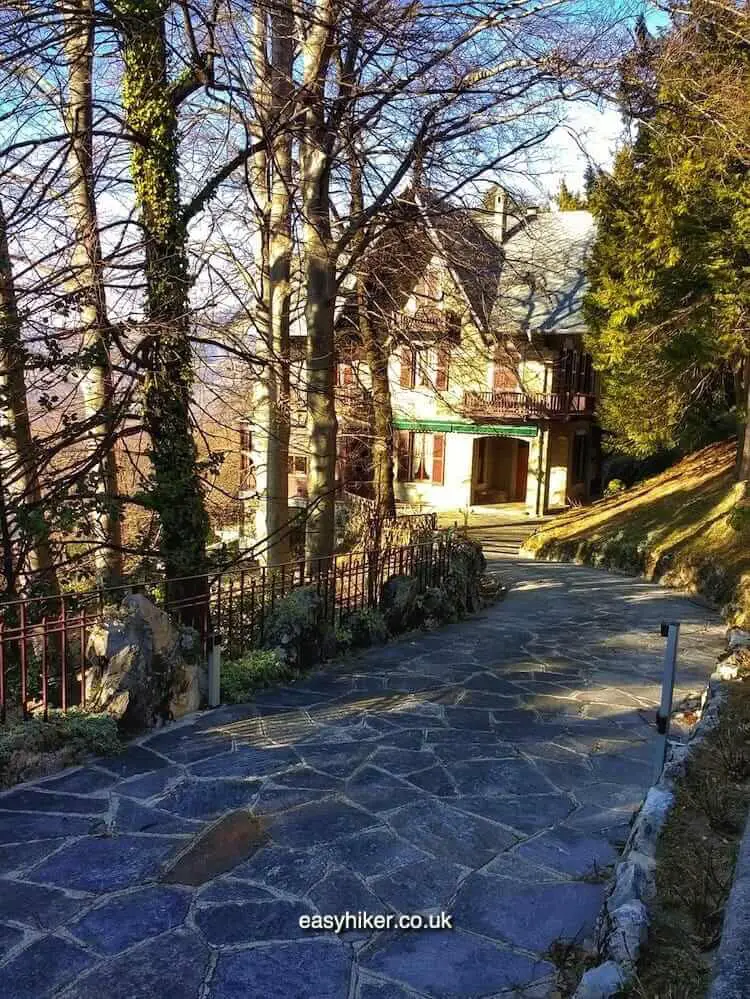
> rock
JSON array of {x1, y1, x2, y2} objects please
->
[
  {"x1": 626, "y1": 787, "x2": 673, "y2": 858},
  {"x1": 86, "y1": 595, "x2": 205, "y2": 729},
  {"x1": 573, "y1": 961, "x2": 627, "y2": 999},
  {"x1": 607, "y1": 853, "x2": 655, "y2": 911},
  {"x1": 607, "y1": 900, "x2": 648, "y2": 965},
  {"x1": 714, "y1": 661, "x2": 741, "y2": 681},
  {"x1": 726, "y1": 628, "x2": 750, "y2": 650},
  {"x1": 380, "y1": 575, "x2": 420, "y2": 633}
]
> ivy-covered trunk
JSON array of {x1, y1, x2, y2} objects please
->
[
  {"x1": 0, "y1": 204, "x2": 60, "y2": 599},
  {"x1": 114, "y1": 1, "x2": 208, "y2": 619},
  {"x1": 301, "y1": 0, "x2": 337, "y2": 566},
  {"x1": 59, "y1": 0, "x2": 123, "y2": 587}
]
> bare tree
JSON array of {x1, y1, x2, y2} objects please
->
[
  {"x1": 58, "y1": 0, "x2": 123, "y2": 586},
  {"x1": 0, "y1": 203, "x2": 60, "y2": 598}
]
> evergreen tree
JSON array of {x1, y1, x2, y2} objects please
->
[
  {"x1": 585, "y1": 0, "x2": 750, "y2": 479},
  {"x1": 556, "y1": 179, "x2": 587, "y2": 211}
]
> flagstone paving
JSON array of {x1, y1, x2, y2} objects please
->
[{"x1": 0, "y1": 560, "x2": 725, "y2": 999}]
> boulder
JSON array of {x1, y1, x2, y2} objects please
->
[
  {"x1": 726, "y1": 628, "x2": 750, "y2": 651},
  {"x1": 86, "y1": 594, "x2": 205, "y2": 729},
  {"x1": 573, "y1": 962, "x2": 627, "y2": 999},
  {"x1": 380, "y1": 574, "x2": 420, "y2": 633},
  {"x1": 607, "y1": 900, "x2": 649, "y2": 965}
]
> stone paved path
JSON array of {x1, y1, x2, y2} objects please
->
[{"x1": 0, "y1": 560, "x2": 725, "y2": 999}]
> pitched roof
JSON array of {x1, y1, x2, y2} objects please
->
[
  {"x1": 427, "y1": 209, "x2": 502, "y2": 332},
  {"x1": 491, "y1": 210, "x2": 595, "y2": 337}
]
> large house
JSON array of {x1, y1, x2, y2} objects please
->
[{"x1": 240, "y1": 188, "x2": 600, "y2": 544}]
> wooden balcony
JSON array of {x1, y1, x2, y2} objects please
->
[{"x1": 462, "y1": 390, "x2": 596, "y2": 420}]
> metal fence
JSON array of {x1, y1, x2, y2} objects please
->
[{"x1": 0, "y1": 536, "x2": 453, "y2": 722}]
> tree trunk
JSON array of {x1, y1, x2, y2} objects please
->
[
  {"x1": 114, "y1": 2, "x2": 208, "y2": 619},
  {"x1": 0, "y1": 204, "x2": 60, "y2": 598},
  {"x1": 737, "y1": 355, "x2": 750, "y2": 487},
  {"x1": 302, "y1": 190, "x2": 337, "y2": 565},
  {"x1": 349, "y1": 155, "x2": 396, "y2": 521},
  {"x1": 59, "y1": 0, "x2": 123, "y2": 587},
  {"x1": 264, "y1": 5, "x2": 294, "y2": 567},
  {"x1": 363, "y1": 309, "x2": 397, "y2": 520},
  {"x1": 301, "y1": 2, "x2": 337, "y2": 565}
]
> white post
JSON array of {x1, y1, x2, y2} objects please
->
[
  {"x1": 208, "y1": 636, "x2": 221, "y2": 708},
  {"x1": 653, "y1": 621, "x2": 680, "y2": 782}
]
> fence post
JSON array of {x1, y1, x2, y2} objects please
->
[
  {"x1": 654, "y1": 620, "x2": 680, "y2": 782},
  {"x1": 208, "y1": 634, "x2": 222, "y2": 708}
]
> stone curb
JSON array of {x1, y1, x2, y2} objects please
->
[
  {"x1": 707, "y1": 782, "x2": 750, "y2": 999},
  {"x1": 572, "y1": 654, "x2": 740, "y2": 999}
]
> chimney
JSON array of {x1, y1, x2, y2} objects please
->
[{"x1": 496, "y1": 187, "x2": 508, "y2": 242}]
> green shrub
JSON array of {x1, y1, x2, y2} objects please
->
[
  {"x1": 604, "y1": 478, "x2": 627, "y2": 497},
  {"x1": 262, "y1": 585, "x2": 335, "y2": 669},
  {"x1": 346, "y1": 607, "x2": 388, "y2": 647},
  {"x1": 414, "y1": 585, "x2": 458, "y2": 626},
  {"x1": 444, "y1": 536, "x2": 486, "y2": 615},
  {"x1": 335, "y1": 624, "x2": 354, "y2": 653},
  {"x1": 220, "y1": 649, "x2": 297, "y2": 703},
  {"x1": 0, "y1": 710, "x2": 122, "y2": 788}
]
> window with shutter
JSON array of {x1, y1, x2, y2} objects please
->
[
  {"x1": 432, "y1": 434, "x2": 445, "y2": 484},
  {"x1": 436, "y1": 347, "x2": 449, "y2": 390},
  {"x1": 417, "y1": 348, "x2": 434, "y2": 387},
  {"x1": 493, "y1": 363, "x2": 518, "y2": 391},
  {"x1": 396, "y1": 431, "x2": 411, "y2": 480},
  {"x1": 336, "y1": 362, "x2": 354, "y2": 387},
  {"x1": 399, "y1": 347, "x2": 415, "y2": 388}
]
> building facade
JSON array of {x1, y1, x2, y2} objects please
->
[{"x1": 240, "y1": 191, "x2": 601, "y2": 544}]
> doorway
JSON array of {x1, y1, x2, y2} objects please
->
[{"x1": 471, "y1": 437, "x2": 529, "y2": 505}]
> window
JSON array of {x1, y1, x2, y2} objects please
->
[
  {"x1": 572, "y1": 433, "x2": 588, "y2": 484},
  {"x1": 336, "y1": 361, "x2": 354, "y2": 387},
  {"x1": 399, "y1": 346, "x2": 449, "y2": 390},
  {"x1": 289, "y1": 454, "x2": 308, "y2": 475},
  {"x1": 493, "y1": 349, "x2": 519, "y2": 391},
  {"x1": 417, "y1": 350, "x2": 432, "y2": 387},
  {"x1": 399, "y1": 346, "x2": 416, "y2": 388},
  {"x1": 239, "y1": 424, "x2": 254, "y2": 490},
  {"x1": 239, "y1": 423, "x2": 252, "y2": 452},
  {"x1": 436, "y1": 346, "x2": 450, "y2": 391},
  {"x1": 396, "y1": 431, "x2": 445, "y2": 484}
]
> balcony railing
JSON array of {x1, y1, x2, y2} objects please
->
[{"x1": 462, "y1": 390, "x2": 596, "y2": 420}]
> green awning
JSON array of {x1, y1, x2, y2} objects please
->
[{"x1": 392, "y1": 418, "x2": 538, "y2": 438}]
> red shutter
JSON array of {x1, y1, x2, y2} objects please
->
[
  {"x1": 400, "y1": 347, "x2": 415, "y2": 388},
  {"x1": 436, "y1": 347, "x2": 449, "y2": 391},
  {"x1": 396, "y1": 430, "x2": 411, "y2": 480},
  {"x1": 431, "y1": 433, "x2": 445, "y2": 485}
]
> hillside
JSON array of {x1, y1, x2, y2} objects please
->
[{"x1": 524, "y1": 440, "x2": 750, "y2": 627}]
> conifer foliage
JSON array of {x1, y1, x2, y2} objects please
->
[{"x1": 586, "y1": 2, "x2": 750, "y2": 479}]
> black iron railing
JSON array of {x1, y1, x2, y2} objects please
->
[{"x1": 0, "y1": 536, "x2": 452, "y2": 722}]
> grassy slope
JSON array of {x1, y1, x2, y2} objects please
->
[{"x1": 524, "y1": 440, "x2": 750, "y2": 627}]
